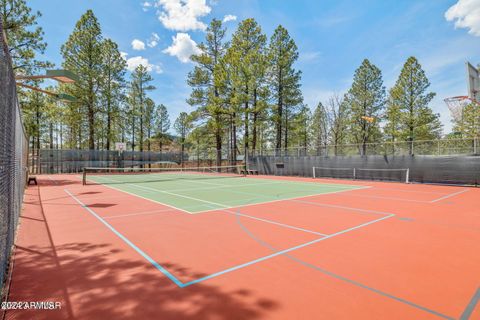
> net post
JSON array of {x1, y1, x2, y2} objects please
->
[
  {"x1": 405, "y1": 168, "x2": 410, "y2": 184},
  {"x1": 82, "y1": 168, "x2": 87, "y2": 186}
]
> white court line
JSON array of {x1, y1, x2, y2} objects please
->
[
  {"x1": 93, "y1": 177, "x2": 330, "y2": 235},
  {"x1": 223, "y1": 210, "x2": 328, "y2": 236},
  {"x1": 193, "y1": 186, "x2": 371, "y2": 214},
  {"x1": 88, "y1": 176, "x2": 372, "y2": 235},
  {"x1": 366, "y1": 186, "x2": 449, "y2": 195},
  {"x1": 183, "y1": 213, "x2": 396, "y2": 287},
  {"x1": 429, "y1": 189, "x2": 470, "y2": 203},
  {"x1": 104, "y1": 196, "x2": 265, "y2": 220},
  {"x1": 104, "y1": 208, "x2": 179, "y2": 219},
  {"x1": 289, "y1": 199, "x2": 393, "y2": 216},
  {"x1": 327, "y1": 192, "x2": 429, "y2": 203},
  {"x1": 83, "y1": 176, "x2": 193, "y2": 214},
  {"x1": 47, "y1": 176, "x2": 59, "y2": 185},
  {"x1": 89, "y1": 174, "x2": 370, "y2": 215}
]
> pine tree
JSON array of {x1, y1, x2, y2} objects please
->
[
  {"x1": 291, "y1": 105, "x2": 311, "y2": 154},
  {"x1": 389, "y1": 57, "x2": 441, "y2": 154},
  {"x1": 383, "y1": 100, "x2": 402, "y2": 154},
  {"x1": 326, "y1": 95, "x2": 349, "y2": 156},
  {"x1": 268, "y1": 25, "x2": 303, "y2": 151},
  {"x1": 100, "y1": 38, "x2": 126, "y2": 150},
  {"x1": 19, "y1": 86, "x2": 48, "y2": 172},
  {"x1": 61, "y1": 10, "x2": 103, "y2": 149},
  {"x1": 452, "y1": 102, "x2": 480, "y2": 137},
  {"x1": 228, "y1": 18, "x2": 267, "y2": 157},
  {"x1": 129, "y1": 65, "x2": 155, "y2": 152},
  {"x1": 154, "y1": 104, "x2": 170, "y2": 152},
  {"x1": 188, "y1": 19, "x2": 228, "y2": 166},
  {"x1": 345, "y1": 59, "x2": 385, "y2": 155},
  {"x1": 174, "y1": 112, "x2": 192, "y2": 165},
  {"x1": 1, "y1": 0, "x2": 50, "y2": 74},
  {"x1": 311, "y1": 102, "x2": 329, "y2": 155},
  {"x1": 144, "y1": 98, "x2": 156, "y2": 153}
]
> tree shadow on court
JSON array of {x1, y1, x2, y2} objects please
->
[
  {"x1": 7, "y1": 179, "x2": 279, "y2": 320},
  {"x1": 38, "y1": 179, "x2": 82, "y2": 187},
  {"x1": 8, "y1": 242, "x2": 278, "y2": 320}
]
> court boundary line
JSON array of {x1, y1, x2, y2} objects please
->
[
  {"x1": 64, "y1": 188, "x2": 395, "y2": 288},
  {"x1": 85, "y1": 174, "x2": 370, "y2": 215},
  {"x1": 429, "y1": 189, "x2": 469, "y2": 203},
  {"x1": 64, "y1": 189, "x2": 184, "y2": 287},
  {"x1": 181, "y1": 213, "x2": 395, "y2": 286},
  {"x1": 233, "y1": 210, "x2": 454, "y2": 320},
  {"x1": 460, "y1": 287, "x2": 480, "y2": 320}
]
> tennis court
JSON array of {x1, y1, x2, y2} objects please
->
[
  {"x1": 82, "y1": 166, "x2": 365, "y2": 213},
  {"x1": 6, "y1": 167, "x2": 480, "y2": 320}
]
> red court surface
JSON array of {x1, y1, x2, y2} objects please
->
[{"x1": 4, "y1": 174, "x2": 480, "y2": 320}]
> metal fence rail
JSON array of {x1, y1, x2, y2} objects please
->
[
  {"x1": 38, "y1": 149, "x2": 186, "y2": 173},
  {"x1": 249, "y1": 155, "x2": 480, "y2": 185},
  {"x1": 250, "y1": 138, "x2": 479, "y2": 157},
  {"x1": 0, "y1": 22, "x2": 28, "y2": 295}
]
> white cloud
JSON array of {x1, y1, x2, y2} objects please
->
[
  {"x1": 445, "y1": 0, "x2": 480, "y2": 36},
  {"x1": 155, "y1": 0, "x2": 211, "y2": 31},
  {"x1": 299, "y1": 51, "x2": 322, "y2": 63},
  {"x1": 163, "y1": 32, "x2": 201, "y2": 63},
  {"x1": 147, "y1": 33, "x2": 160, "y2": 48},
  {"x1": 121, "y1": 52, "x2": 163, "y2": 74},
  {"x1": 131, "y1": 39, "x2": 146, "y2": 51},
  {"x1": 142, "y1": 1, "x2": 153, "y2": 11},
  {"x1": 222, "y1": 14, "x2": 237, "y2": 23}
]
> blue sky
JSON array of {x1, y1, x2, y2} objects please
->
[{"x1": 30, "y1": 0, "x2": 480, "y2": 133}]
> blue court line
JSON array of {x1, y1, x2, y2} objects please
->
[
  {"x1": 65, "y1": 189, "x2": 185, "y2": 288},
  {"x1": 65, "y1": 188, "x2": 394, "y2": 288},
  {"x1": 461, "y1": 287, "x2": 480, "y2": 320},
  {"x1": 181, "y1": 213, "x2": 394, "y2": 287},
  {"x1": 233, "y1": 210, "x2": 454, "y2": 320}
]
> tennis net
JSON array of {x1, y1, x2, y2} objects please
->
[
  {"x1": 313, "y1": 167, "x2": 409, "y2": 183},
  {"x1": 312, "y1": 167, "x2": 355, "y2": 179},
  {"x1": 82, "y1": 165, "x2": 246, "y2": 185}
]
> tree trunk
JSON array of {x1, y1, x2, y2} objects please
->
[
  {"x1": 215, "y1": 124, "x2": 222, "y2": 168},
  {"x1": 252, "y1": 89, "x2": 258, "y2": 154},
  {"x1": 88, "y1": 90, "x2": 95, "y2": 150},
  {"x1": 232, "y1": 112, "x2": 237, "y2": 163},
  {"x1": 284, "y1": 107, "x2": 288, "y2": 153},
  {"x1": 244, "y1": 87, "x2": 249, "y2": 157},
  {"x1": 49, "y1": 122, "x2": 54, "y2": 149}
]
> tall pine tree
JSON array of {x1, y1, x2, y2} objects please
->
[
  {"x1": 345, "y1": 59, "x2": 385, "y2": 155},
  {"x1": 1, "y1": 0, "x2": 50, "y2": 74},
  {"x1": 268, "y1": 25, "x2": 303, "y2": 151},
  {"x1": 61, "y1": 10, "x2": 103, "y2": 149},
  {"x1": 388, "y1": 57, "x2": 441, "y2": 154},
  {"x1": 100, "y1": 38, "x2": 126, "y2": 150},
  {"x1": 188, "y1": 19, "x2": 228, "y2": 166}
]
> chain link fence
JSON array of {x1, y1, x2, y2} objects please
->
[
  {"x1": 0, "y1": 22, "x2": 28, "y2": 295},
  {"x1": 250, "y1": 138, "x2": 479, "y2": 157},
  {"x1": 37, "y1": 149, "x2": 186, "y2": 173}
]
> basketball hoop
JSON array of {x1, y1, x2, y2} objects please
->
[{"x1": 444, "y1": 96, "x2": 477, "y2": 122}]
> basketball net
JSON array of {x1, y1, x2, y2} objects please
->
[{"x1": 444, "y1": 96, "x2": 477, "y2": 122}]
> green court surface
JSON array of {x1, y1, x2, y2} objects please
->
[{"x1": 86, "y1": 174, "x2": 364, "y2": 213}]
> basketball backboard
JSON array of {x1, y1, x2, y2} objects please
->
[
  {"x1": 115, "y1": 142, "x2": 126, "y2": 152},
  {"x1": 466, "y1": 62, "x2": 480, "y2": 101}
]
